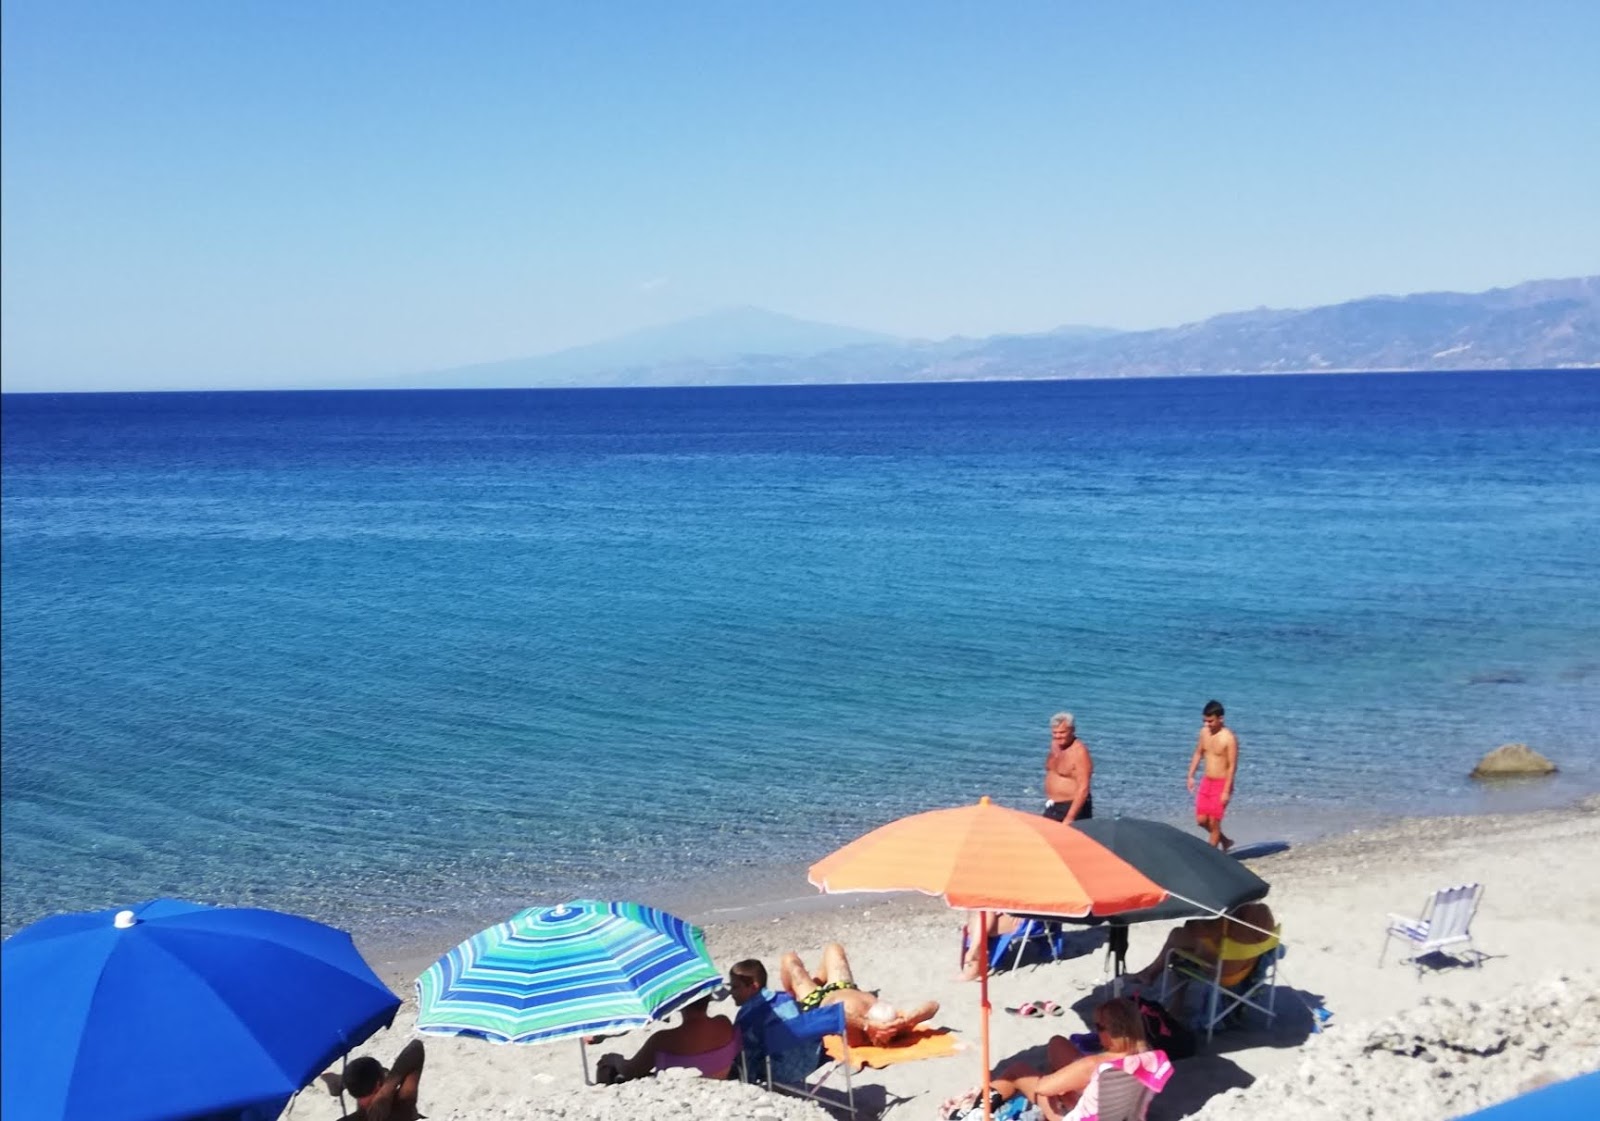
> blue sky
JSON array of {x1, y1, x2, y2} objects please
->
[{"x1": 3, "y1": 2, "x2": 1597, "y2": 392}]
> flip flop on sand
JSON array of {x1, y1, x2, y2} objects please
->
[
  {"x1": 1005, "y1": 1002, "x2": 1046, "y2": 1018},
  {"x1": 1040, "y1": 1000, "x2": 1066, "y2": 1017}
]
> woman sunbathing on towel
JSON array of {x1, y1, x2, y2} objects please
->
[
  {"x1": 987, "y1": 998, "x2": 1154, "y2": 1121},
  {"x1": 780, "y1": 941, "x2": 940, "y2": 1047}
]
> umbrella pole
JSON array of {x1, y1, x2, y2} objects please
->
[
  {"x1": 980, "y1": 909, "x2": 993, "y2": 1121},
  {"x1": 579, "y1": 1037, "x2": 591, "y2": 1086}
]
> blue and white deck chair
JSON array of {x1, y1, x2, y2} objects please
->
[
  {"x1": 753, "y1": 1001, "x2": 854, "y2": 1116},
  {"x1": 1379, "y1": 882, "x2": 1484, "y2": 974}
]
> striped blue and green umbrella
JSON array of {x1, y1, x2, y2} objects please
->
[{"x1": 414, "y1": 900, "x2": 720, "y2": 1045}]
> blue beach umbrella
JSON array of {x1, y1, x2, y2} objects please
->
[
  {"x1": 1, "y1": 898, "x2": 400, "y2": 1121},
  {"x1": 415, "y1": 899, "x2": 720, "y2": 1048},
  {"x1": 1453, "y1": 1071, "x2": 1600, "y2": 1120}
]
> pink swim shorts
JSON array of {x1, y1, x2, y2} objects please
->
[{"x1": 1196, "y1": 776, "x2": 1229, "y2": 820}]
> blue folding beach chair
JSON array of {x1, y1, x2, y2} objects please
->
[
  {"x1": 989, "y1": 918, "x2": 1069, "y2": 972},
  {"x1": 751, "y1": 1001, "x2": 854, "y2": 1117}
]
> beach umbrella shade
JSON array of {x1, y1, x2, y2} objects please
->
[
  {"x1": 1, "y1": 898, "x2": 400, "y2": 1121},
  {"x1": 1064, "y1": 817, "x2": 1272, "y2": 975},
  {"x1": 414, "y1": 899, "x2": 719, "y2": 1049},
  {"x1": 1067, "y1": 818, "x2": 1269, "y2": 924},
  {"x1": 807, "y1": 797, "x2": 1168, "y2": 1121}
]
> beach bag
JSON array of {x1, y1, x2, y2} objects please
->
[{"x1": 1135, "y1": 995, "x2": 1196, "y2": 1060}]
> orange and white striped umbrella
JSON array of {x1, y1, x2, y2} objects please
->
[{"x1": 808, "y1": 796, "x2": 1166, "y2": 916}]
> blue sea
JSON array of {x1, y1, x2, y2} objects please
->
[{"x1": 3, "y1": 371, "x2": 1598, "y2": 952}]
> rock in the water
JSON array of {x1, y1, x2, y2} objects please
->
[{"x1": 1470, "y1": 743, "x2": 1558, "y2": 779}]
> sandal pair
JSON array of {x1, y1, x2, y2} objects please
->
[{"x1": 1005, "y1": 1000, "x2": 1065, "y2": 1018}]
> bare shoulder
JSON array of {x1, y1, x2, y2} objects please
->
[
  {"x1": 1222, "y1": 728, "x2": 1240, "y2": 749},
  {"x1": 1058, "y1": 1051, "x2": 1101, "y2": 1086}
]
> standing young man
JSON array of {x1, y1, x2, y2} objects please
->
[
  {"x1": 1043, "y1": 712, "x2": 1094, "y2": 823},
  {"x1": 1187, "y1": 700, "x2": 1237, "y2": 850}
]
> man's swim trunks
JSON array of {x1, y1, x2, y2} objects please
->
[
  {"x1": 1195, "y1": 776, "x2": 1228, "y2": 819},
  {"x1": 797, "y1": 980, "x2": 857, "y2": 1012},
  {"x1": 1043, "y1": 793, "x2": 1093, "y2": 823}
]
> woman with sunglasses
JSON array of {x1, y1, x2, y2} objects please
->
[{"x1": 986, "y1": 997, "x2": 1156, "y2": 1121}]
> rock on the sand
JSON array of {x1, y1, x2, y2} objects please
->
[
  {"x1": 1470, "y1": 743, "x2": 1559, "y2": 779},
  {"x1": 411, "y1": 1066, "x2": 835, "y2": 1121},
  {"x1": 1194, "y1": 977, "x2": 1600, "y2": 1121}
]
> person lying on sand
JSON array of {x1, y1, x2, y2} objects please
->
[
  {"x1": 594, "y1": 993, "x2": 739, "y2": 1083},
  {"x1": 321, "y1": 1039, "x2": 425, "y2": 1121},
  {"x1": 1125, "y1": 900, "x2": 1277, "y2": 1003},
  {"x1": 985, "y1": 997, "x2": 1149, "y2": 1121},
  {"x1": 779, "y1": 941, "x2": 940, "y2": 1047}
]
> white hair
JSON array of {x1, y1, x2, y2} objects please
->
[{"x1": 1051, "y1": 712, "x2": 1075, "y2": 729}]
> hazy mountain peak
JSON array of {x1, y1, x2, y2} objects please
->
[{"x1": 408, "y1": 306, "x2": 899, "y2": 389}]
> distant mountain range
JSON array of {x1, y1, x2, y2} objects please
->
[
  {"x1": 394, "y1": 277, "x2": 1599, "y2": 389},
  {"x1": 386, "y1": 306, "x2": 896, "y2": 389}
]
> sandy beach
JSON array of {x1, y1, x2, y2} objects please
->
[{"x1": 282, "y1": 797, "x2": 1600, "y2": 1121}]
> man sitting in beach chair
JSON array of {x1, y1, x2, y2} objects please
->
[
  {"x1": 777, "y1": 941, "x2": 941, "y2": 1047},
  {"x1": 323, "y1": 1039, "x2": 426, "y2": 1121},
  {"x1": 594, "y1": 993, "x2": 740, "y2": 1083}
]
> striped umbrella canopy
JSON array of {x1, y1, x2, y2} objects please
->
[{"x1": 414, "y1": 900, "x2": 719, "y2": 1045}]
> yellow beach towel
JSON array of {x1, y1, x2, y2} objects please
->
[{"x1": 824, "y1": 1027, "x2": 965, "y2": 1071}]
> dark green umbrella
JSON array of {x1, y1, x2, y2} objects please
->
[
  {"x1": 1069, "y1": 818, "x2": 1269, "y2": 923},
  {"x1": 1036, "y1": 818, "x2": 1271, "y2": 975}
]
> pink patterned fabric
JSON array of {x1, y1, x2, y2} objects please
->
[{"x1": 1111, "y1": 1049, "x2": 1173, "y2": 1092}]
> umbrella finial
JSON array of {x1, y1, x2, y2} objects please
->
[
  {"x1": 113, "y1": 910, "x2": 137, "y2": 929},
  {"x1": 979, "y1": 795, "x2": 991, "y2": 806}
]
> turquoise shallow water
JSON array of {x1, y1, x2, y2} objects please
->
[{"x1": 3, "y1": 371, "x2": 1598, "y2": 947}]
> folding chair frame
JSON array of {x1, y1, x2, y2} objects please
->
[
  {"x1": 1379, "y1": 883, "x2": 1484, "y2": 976},
  {"x1": 993, "y1": 918, "x2": 1069, "y2": 972},
  {"x1": 750, "y1": 1002, "x2": 855, "y2": 1117},
  {"x1": 1159, "y1": 928, "x2": 1280, "y2": 1043}
]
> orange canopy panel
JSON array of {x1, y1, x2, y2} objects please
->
[{"x1": 807, "y1": 797, "x2": 1167, "y2": 917}]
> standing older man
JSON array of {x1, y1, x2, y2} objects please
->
[{"x1": 1042, "y1": 712, "x2": 1094, "y2": 823}]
